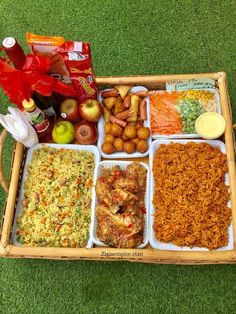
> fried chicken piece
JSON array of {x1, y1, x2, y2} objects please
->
[
  {"x1": 113, "y1": 178, "x2": 138, "y2": 193},
  {"x1": 100, "y1": 166, "x2": 123, "y2": 185},
  {"x1": 125, "y1": 204, "x2": 144, "y2": 218},
  {"x1": 126, "y1": 162, "x2": 147, "y2": 209},
  {"x1": 95, "y1": 163, "x2": 146, "y2": 248},
  {"x1": 126, "y1": 162, "x2": 147, "y2": 188},
  {"x1": 96, "y1": 204, "x2": 143, "y2": 248},
  {"x1": 110, "y1": 165, "x2": 122, "y2": 176},
  {"x1": 95, "y1": 180, "x2": 113, "y2": 207},
  {"x1": 96, "y1": 179, "x2": 137, "y2": 213},
  {"x1": 111, "y1": 188, "x2": 138, "y2": 206},
  {"x1": 96, "y1": 205, "x2": 143, "y2": 234}
]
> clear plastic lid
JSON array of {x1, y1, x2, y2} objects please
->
[{"x1": 195, "y1": 112, "x2": 226, "y2": 139}]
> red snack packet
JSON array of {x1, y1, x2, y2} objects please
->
[
  {"x1": 27, "y1": 33, "x2": 98, "y2": 103},
  {"x1": 26, "y1": 32, "x2": 71, "y2": 84},
  {"x1": 56, "y1": 41, "x2": 98, "y2": 103}
]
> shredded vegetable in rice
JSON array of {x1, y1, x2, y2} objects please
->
[{"x1": 16, "y1": 146, "x2": 95, "y2": 247}]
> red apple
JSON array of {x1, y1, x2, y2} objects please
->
[
  {"x1": 74, "y1": 121, "x2": 98, "y2": 145},
  {"x1": 60, "y1": 98, "x2": 80, "y2": 124},
  {"x1": 79, "y1": 98, "x2": 102, "y2": 122}
]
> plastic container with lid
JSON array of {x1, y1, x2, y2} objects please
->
[
  {"x1": 91, "y1": 160, "x2": 149, "y2": 248},
  {"x1": 149, "y1": 139, "x2": 233, "y2": 251},
  {"x1": 11, "y1": 143, "x2": 101, "y2": 248},
  {"x1": 195, "y1": 112, "x2": 226, "y2": 139},
  {"x1": 150, "y1": 88, "x2": 222, "y2": 139},
  {"x1": 97, "y1": 86, "x2": 151, "y2": 159}
]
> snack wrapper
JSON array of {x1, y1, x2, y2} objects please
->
[
  {"x1": 27, "y1": 33, "x2": 98, "y2": 103},
  {"x1": 26, "y1": 32, "x2": 71, "y2": 84},
  {"x1": 56, "y1": 41, "x2": 98, "y2": 102}
]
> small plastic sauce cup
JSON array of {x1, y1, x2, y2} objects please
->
[{"x1": 195, "y1": 112, "x2": 226, "y2": 139}]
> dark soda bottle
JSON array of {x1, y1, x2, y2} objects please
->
[{"x1": 32, "y1": 93, "x2": 57, "y2": 121}]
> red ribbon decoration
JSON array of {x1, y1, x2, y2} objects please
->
[{"x1": 0, "y1": 54, "x2": 75, "y2": 110}]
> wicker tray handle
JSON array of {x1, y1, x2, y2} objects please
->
[
  {"x1": 234, "y1": 124, "x2": 236, "y2": 152},
  {"x1": 0, "y1": 129, "x2": 9, "y2": 193}
]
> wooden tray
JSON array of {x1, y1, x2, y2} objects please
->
[{"x1": 1, "y1": 72, "x2": 236, "y2": 264}]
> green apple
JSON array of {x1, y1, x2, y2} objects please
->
[{"x1": 52, "y1": 121, "x2": 75, "y2": 144}]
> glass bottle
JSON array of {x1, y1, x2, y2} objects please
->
[
  {"x1": 32, "y1": 93, "x2": 57, "y2": 121},
  {"x1": 22, "y1": 98, "x2": 52, "y2": 142}
]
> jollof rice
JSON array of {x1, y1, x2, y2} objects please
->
[{"x1": 153, "y1": 142, "x2": 231, "y2": 250}]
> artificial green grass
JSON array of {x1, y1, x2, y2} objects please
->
[{"x1": 0, "y1": 1, "x2": 236, "y2": 313}]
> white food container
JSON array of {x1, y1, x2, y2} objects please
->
[
  {"x1": 91, "y1": 160, "x2": 149, "y2": 248},
  {"x1": 12, "y1": 143, "x2": 101, "y2": 248},
  {"x1": 149, "y1": 139, "x2": 234, "y2": 251},
  {"x1": 151, "y1": 88, "x2": 222, "y2": 139},
  {"x1": 98, "y1": 86, "x2": 151, "y2": 158}
]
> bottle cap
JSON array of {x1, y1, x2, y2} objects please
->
[
  {"x1": 195, "y1": 112, "x2": 226, "y2": 139},
  {"x1": 61, "y1": 112, "x2": 67, "y2": 119},
  {"x1": 2, "y1": 37, "x2": 16, "y2": 48},
  {"x1": 22, "y1": 98, "x2": 36, "y2": 112}
]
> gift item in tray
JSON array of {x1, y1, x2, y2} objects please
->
[
  {"x1": 150, "y1": 89, "x2": 221, "y2": 138},
  {"x1": 93, "y1": 162, "x2": 149, "y2": 248},
  {"x1": 98, "y1": 85, "x2": 151, "y2": 158},
  {"x1": 13, "y1": 144, "x2": 100, "y2": 248},
  {"x1": 27, "y1": 32, "x2": 98, "y2": 103},
  {"x1": 149, "y1": 140, "x2": 233, "y2": 251}
]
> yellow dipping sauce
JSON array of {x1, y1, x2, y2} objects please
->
[{"x1": 195, "y1": 112, "x2": 226, "y2": 139}]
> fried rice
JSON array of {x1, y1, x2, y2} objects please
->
[
  {"x1": 16, "y1": 146, "x2": 95, "y2": 247},
  {"x1": 152, "y1": 142, "x2": 231, "y2": 250}
]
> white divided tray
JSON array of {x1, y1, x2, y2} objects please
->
[
  {"x1": 91, "y1": 160, "x2": 149, "y2": 248},
  {"x1": 151, "y1": 88, "x2": 222, "y2": 139},
  {"x1": 11, "y1": 143, "x2": 101, "y2": 248},
  {"x1": 98, "y1": 86, "x2": 151, "y2": 158},
  {"x1": 149, "y1": 139, "x2": 234, "y2": 251}
]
